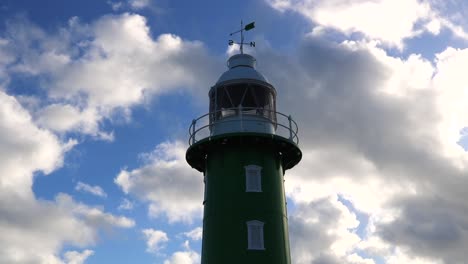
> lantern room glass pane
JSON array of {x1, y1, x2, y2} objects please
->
[{"x1": 209, "y1": 83, "x2": 277, "y2": 123}]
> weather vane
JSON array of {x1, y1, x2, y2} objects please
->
[{"x1": 229, "y1": 20, "x2": 255, "y2": 54}]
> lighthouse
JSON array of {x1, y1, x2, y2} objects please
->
[{"x1": 186, "y1": 22, "x2": 302, "y2": 264}]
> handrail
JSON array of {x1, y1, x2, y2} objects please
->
[{"x1": 188, "y1": 107, "x2": 299, "y2": 146}]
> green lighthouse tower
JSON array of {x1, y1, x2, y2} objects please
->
[{"x1": 186, "y1": 25, "x2": 302, "y2": 264}]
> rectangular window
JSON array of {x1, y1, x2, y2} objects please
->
[
  {"x1": 247, "y1": 220, "x2": 265, "y2": 250},
  {"x1": 245, "y1": 165, "x2": 262, "y2": 192}
]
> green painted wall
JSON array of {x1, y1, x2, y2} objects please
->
[{"x1": 201, "y1": 143, "x2": 291, "y2": 264}]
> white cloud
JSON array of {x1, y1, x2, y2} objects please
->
[
  {"x1": 385, "y1": 248, "x2": 444, "y2": 264},
  {"x1": 0, "y1": 91, "x2": 134, "y2": 263},
  {"x1": 66, "y1": 195, "x2": 135, "y2": 229},
  {"x1": 3, "y1": 6, "x2": 468, "y2": 264},
  {"x1": 107, "y1": 0, "x2": 153, "y2": 11},
  {"x1": 35, "y1": 104, "x2": 112, "y2": 140},
  {"x1": 183, "y1": 227, "x2": 203, "y2": 241},
  {"x1": 129, "y1": 0, "x2": 150, "y2": 10},
  {"x1": 289, "y1": 196, "x2": 361, "y2": 264},
  {"x1": 63, "y1": 250, "x2": 94, "y2": 264},
  {"x1": 108, "y1": 1, "x2": 124, "y2": 11},
  {"x1": 0, "y1": 194, "x2": 93, "y2": 264},
  {"x1": 142, "y1": 229, "x2": 169, "y2": 254},
  {"x1": 115, "y1": 141, "x2": 203, "y2": 224},
  {"x1": 47, "y1": 14, "x2": 217, "y2": 109},
  {"x1": 427, "y1": 0, "x2": 468, "y2": 39},
  {"x1": 252, "y1": 35, "x2": 468, "y2": 263},
  {"x1": 118, "y1": 198, "x2": 134, "y2": 211},
  {"x1": 0, "y1": 91, "x2": 65, "y2": 196},
  {"x1": 0, "y1": 91, "x2": 81, "y2": 263},
  {"x1": 163, "y1": 250, "x2": 200, "y2": 264},
  {"x1": 433, "y1": 47, "x2": 468, "y2": 162},
  {"x1": 0, "y1": 38, "x2": 15, "y2": 87},
  {"x1": 75, "y1": 181, "x2": 107, "y2": 198},
  {"x1": 3, "y1": 14, "x2": 218, "y2": 139},
  {"x1": 0, "y1": 192, "x2": 134, "y2": 264},
  {"x1": 266, "y1": 0, "x2": 468, "y2": 48},
  {"x1": 346, "y1": 254, "x2": 376, "y2": 264}
]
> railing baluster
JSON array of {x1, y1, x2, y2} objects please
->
[
  {"x1": 192, "y1": 119, "x2": 196, "y2": 144},
  {"x1": 239, "y1": 105, "x2": 243, "y2": 132},
  {"x1": 189, "y1": 108, "x2": 299, "y2": 146}
]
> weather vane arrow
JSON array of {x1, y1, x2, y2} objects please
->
[{"x1": 229, "y1": 21, "x2": 255, "y2": 54}]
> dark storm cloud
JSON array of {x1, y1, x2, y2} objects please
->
[
  {"x1": 289, "y1": 198, "x2": 347, "y2": 257},
  {"x1": 312, "y1": 254, "x2": 342, "y2": 264},
  {"x1": 378, "y1": 195, "x2": 468, "y2": 263}
]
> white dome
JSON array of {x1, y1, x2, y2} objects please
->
[{"x1": 216, "y1": 54, "x2": 268, "y2": 84}]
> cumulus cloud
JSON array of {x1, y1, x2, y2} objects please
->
[
  {"x1": 163, "y1": 250, "x2": 200, "y2": 264},
  {"x1": 0, "y1": 193, "x2": 93, "y2": 264},
  {"x1": 115, "y1": 141, "x2": 203, "y2": 223},
  {"x1": 248, "y1": 34, "x2": 468, "y2": 263},
  {"x1": 0, "y1": 38, "x2": 15, "y2": 87},
  {"x1": 2, "y1": 13, "x2": 218, "y2": 139},
  {"x1": 75, "y1": 181, "x2": 108, "y2": 198},
  {"x1": 266, "y1": 0, "x2": 468, "y2": 48},
  {"x1": 374, "y1": 195, "x2": 468, "y2": 263},
  {"x1": 0, "y1": 12, "x2": 217, "y2": 263},
  {"x1": 0, "y1": 191, "x2": 134, "y2": 264},
  {"x1": 118, "y1": 198, "x2": 134, "y2": 211},
  {"x1": 0, "y1": 91, "x2": 133, "y2": 263},
  {"x1": 3, "y1": 5, "x2": 468, "y2": 264},
  {"x1": 128, "y1": 0, "x2": 151, "y2": 9},
  {"x1": 48, "y1": 14, "x2": 218, "y2": 107},
  {"x1": 108, "y1": 0, "x2": 152, "y2": 11},
  {"x1": 34, "y1": 104, "x2": 115, "y2": 140},
  {"x1": 107, "y1": 1, "x2": 124, "y2": 11},
  {"x1": 142, "y1": 229, "x2": 169, "y2": 254},
  {"x1": 288, "y1": 196, "x2": 366, "y2": 264},
  {"x1": 63, "y1": 250, "x2": 94, "y2": 264},
  {"x1": 0, "y1": 91, "x2": 66, "y2": 196},
  {"x1": 183, "y1": 227, "x2": 203, "y2": 241},
  {"x1": 66, "y1": 195, "x2": 135, "y2": 229}
]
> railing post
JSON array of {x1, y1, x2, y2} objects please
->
[
  {"x1": 191, "y1": 119, "x2": 196, "y2": 144},
  {"x1": 288, "y1": 115, "x2": 293, "y2": 140},
  {"x1": 239, "y1": 105, "x2": 243, "y2": 132}
]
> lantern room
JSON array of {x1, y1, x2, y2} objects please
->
[{"x1": 208, "y1": 54, "x2": 277, "y2": 135}]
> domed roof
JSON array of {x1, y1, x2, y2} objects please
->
[{"x1": 216, "y1": 54, "x2": 268, "y2": 84}]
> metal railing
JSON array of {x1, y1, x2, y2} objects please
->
[{"x1": 188, "y1": 107, "x2": 299, "y2": 145}]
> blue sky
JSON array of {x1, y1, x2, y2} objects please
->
[{"x1": 1, "y1": 0, "x2": 468, "y2": 263}]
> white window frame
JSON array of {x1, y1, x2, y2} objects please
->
[
  {"x1": 244, "y1": 165, "x2": 262, "y2": 192},
  {"x1": 247, "y1": 220, "x2": 265, "y2": 250}
]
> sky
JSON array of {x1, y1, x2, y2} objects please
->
[{"x1": 1, "y1": 0, "x2": 468, "y2": 263}]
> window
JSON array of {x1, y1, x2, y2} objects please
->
[
  {"x1": 245, "y1": 165, "x2": 262, "y2": 192},
  {"x1": 247, "y1": 220, "x2": 265, "y2": 250}
]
